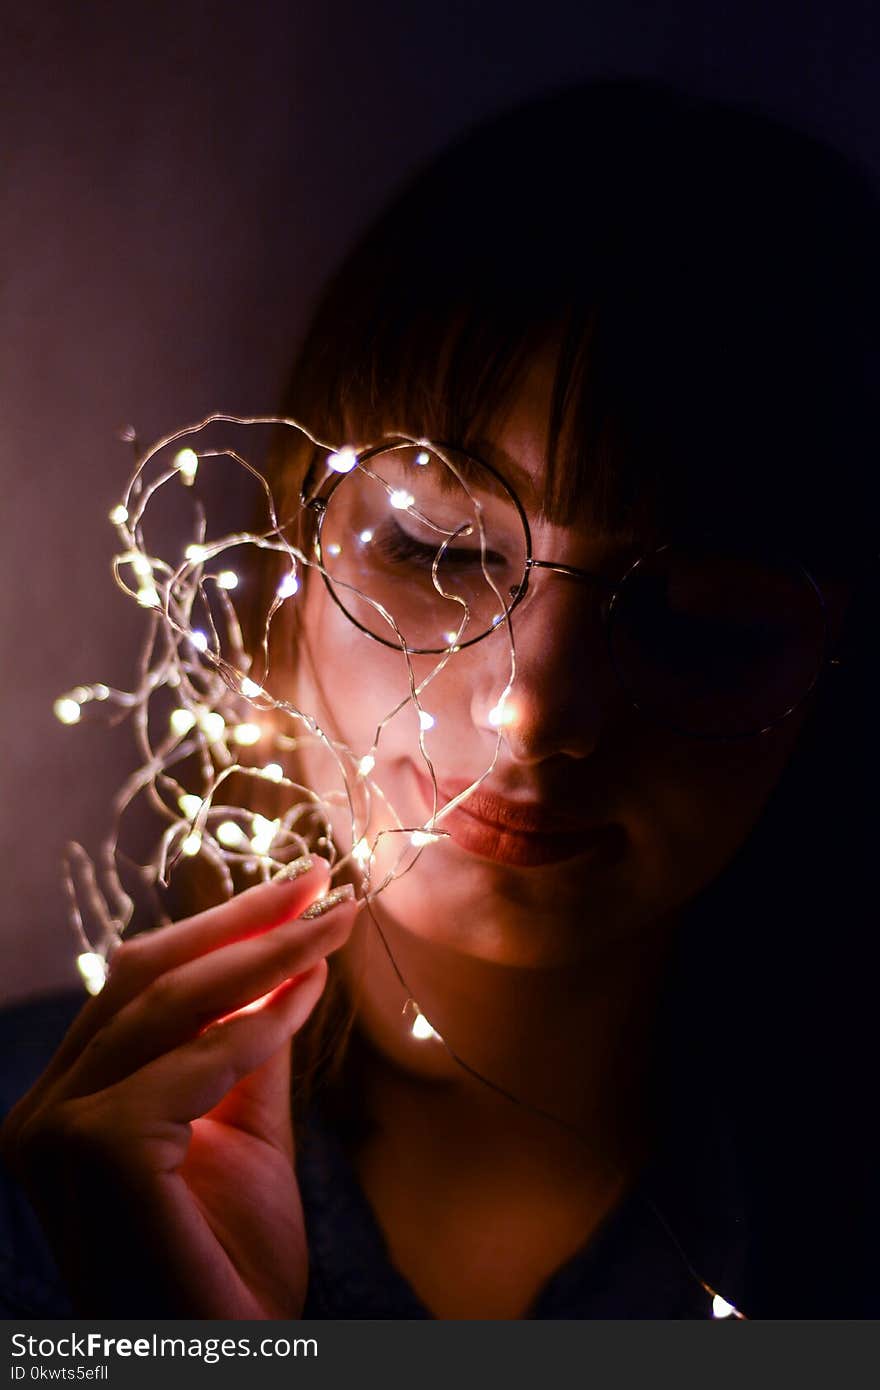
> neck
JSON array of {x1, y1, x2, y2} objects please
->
[{"x1": 334, "y1": 896, "x2": 678, "y2": 1183}]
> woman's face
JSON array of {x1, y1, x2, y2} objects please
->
[{"x1": 284, "y1": 354, "x2": 833, "y2": 969}]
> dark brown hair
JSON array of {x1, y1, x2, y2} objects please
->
[{"x1": 263, "y1": 79, "x2": 878, "y2": 1315}]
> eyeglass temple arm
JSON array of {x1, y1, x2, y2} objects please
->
[{"x1": 526, "y1": 558, "x2": 617, "y2": 592}]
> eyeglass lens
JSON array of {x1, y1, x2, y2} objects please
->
[{"x1": 317, "y1": 446, "x2": 827, "y2": 738}]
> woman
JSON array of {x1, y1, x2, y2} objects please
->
[{"x1": 1, "y1": 79, "x2": 877, "y2": 1319}]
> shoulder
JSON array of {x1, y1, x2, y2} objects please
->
[{"x1": 0, "y1": 990, "x2": 83, "y2": 1317}]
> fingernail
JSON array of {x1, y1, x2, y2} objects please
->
[
  {"x1": 299, "y1": 883, "x2": 356, "y2": 919},
  {"x1": 271, "y1": 855, "x2": 314, "y2": 883}
]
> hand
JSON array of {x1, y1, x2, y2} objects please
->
[{"x1": 0, "y1": 859, "x2": 357, "y2": 1318}]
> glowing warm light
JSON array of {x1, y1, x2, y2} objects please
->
[
  {"x1": 415, "y1": 451, "x2": 431, "y2": 466},
  {"x1": 76, "y1": 951, "x2": 108, "y2": 996},
  {"x1": 357, "y1": 754, "x2": 375, "y2": 776},
  {"x1": 132, "y1": 554, "x2": 153, "y2": 579},
  {"x1": 170, "y1": 708, "x2": 197, "y2": 736},
  {"x1": 180, "y1": 831, "x2": 202, "y2": 856},
  {"x1": 712, "y1": 1295, "x2": 738, "y2": 1319},
  {"x1": 327, "y1": 447, "x2": 357, "y2": 474},
  {"x1": 411, "y1": 1011, "x2": 440, "y2": 1041},
  {"x1": 93, "y1": 684, "x2": 110, "y2": 700},
  {"x1": 491, "y1": 612, "x2": 504, "y2": 627},
  {"x1": 411, "y1": 830, "x2": 442, "y2": 848},
  {"x1": 359, "y1": 529, "x2": 374, "y2": 544},
  {"x1": 352, "y1": 837, "x2": 371, "y2": 867},
  {"x1": 137, "y1": 585, "x2": 161, "y2": 609},
  {"x1": 418, "y1": 710, "x2": 435, "y2": 731},
  {"x1": 251, "y1": 814, "x2": 280, "y2": 856},
  {"x1": 191, "y1": 630, "x2": 209, "y2": 652},
  {"x1": 200, "y1": 711, "x2": 226, "y2": 743},
  {"x1": 326, "y1": 542, "x2": 342, "y2": 557},
  {"x1": 109, "y1": 504, "x2": 128, "y2": 525},
  {"x1": 185, "y1": 543, "x2": 208, "y2": 563},
  {"x1": 217, "y1": 820, "x2": 247, "y2": 849},
  {"x1": 488, "y1": 697, "x2": 515, "y2": 729},
  {"x1": 261, "y1": 762, "x2": 283, "y2": 782},
  {"x1": 173, "y1": 447, "x2": 199, "y2": 483},
  {"x1": 216, "y1": 569, "x2": 238, "y2": 589},
  {"x1": 277, "y1": 572, "x2": 300, "y2": 599},
  {"x1": 177, "y1": 793, "x2": 202, "y2": 820},
  {"x1": 232, "y1": 722, "x2": 261, "y2": 746},
  {"x1": 390, "y1": 489, "x2": 414, "y2": 510},
  {"x1": 444, "y1": 631, "x2": 461, "y2": 646},
  {"x1": 54, "y1": 697, "x2": 81, "y2": 726},
  {"x1": 241, "y1": 677, "x2": 263, "y2": 697}
]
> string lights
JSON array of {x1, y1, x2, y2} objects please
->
[
  {"x1": 53, "y1": 413, "x2": 746, "y2": 1318},
  {"x1": 56, "y1": 415, "x2": 515, "y2": 1017}
]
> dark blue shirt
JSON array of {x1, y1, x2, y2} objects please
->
[{"x1": 0, "y1": 990, "x2": 751, "y2": 1319}]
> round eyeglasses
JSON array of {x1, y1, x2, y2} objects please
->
[{"x1": 300, "y1": 439, "x2": 839, "y2": 741}]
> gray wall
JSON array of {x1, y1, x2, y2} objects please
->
[{"x1": 1, "y1": 0, "x2": 877, "y2": 1005}]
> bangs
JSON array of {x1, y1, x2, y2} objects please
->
[
  {"x1": 292, "y1": 297, "x2": 673, "y2": 547},
  {"x1": 277, "y1": 80, "x2": 879, "y2": 583}
]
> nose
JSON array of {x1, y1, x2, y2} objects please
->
[{"x1": 470, "y1": 568, "x2": 623, "y2": 764}]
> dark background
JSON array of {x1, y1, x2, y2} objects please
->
[{"x1": 1, "y1": 0, "x2": 877, "y2": 1004}]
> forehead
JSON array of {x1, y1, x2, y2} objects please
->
[{"x1": 458, "y1": 349, "x2": 648, "y2": 558}]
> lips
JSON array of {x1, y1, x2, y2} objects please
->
[{"x1": 413, "y1": 771, "x2": 623, "y2": 869}]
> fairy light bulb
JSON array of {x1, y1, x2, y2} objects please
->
[
  {"x1": 488, "y1": 696, "x2": 515, "y2": 729},
  {"x1": 411, "y1": 1010, "x2": 441, "y2": 1042},
  {"x1": 109, "y1": 504, "x2": 128, "y2": 525},
  {"x1": 54, "y1": 697, "x2": 81, "y2": 726},
  {"x1": 277, "y1": 571, "x2": 299, "y2": 599},
  {"x1": 216, "y1": 569, "x2": 238, "y2": 589},
  {"x1": 170, "y1": 708, "x2": 196, "y2": 736},
  {"x1": 241, "y1": 677, "x2": 263, "y2": 697},
  {"x1": 327, "y1": 447, "x2": 357, "y2": 473},
  {"x1": 359, "y1": 529, "x2": 374, "y2": 544},
  {"x1": 415, "y1": 451, "x2": 430, "y2": 466},
  {"x1": 357, "y1": 754, "x2": 375, "y2": 776},
  {"x1": 711, "y1": 1294, "x2": 740, "y2": 1319},
  {"x1": 390, "y1": 489, "x2": 414, "y2": 510},
  {"x1": 76, "y1": 951, "x2": 108, "y2": 996},
  {"x1": 251, "y1": 814, "x2": 280, "y2": 856},
  {"x1": 199, "y1": 711, "x2": 225, "y2": 743},
  {"x1": 352, "y1": 837, "x2": 371, "y2": 868},
  {"x1": 232, "y1": 722, "x2": 261, "y2": 746},
  {"x1": 177, "y1": 793, "x2": 202, "y2": 820},
  {"x1": 131, "y1": 554, "x2": 153, "y2": 579},
  {"x1": 93, "y1": 684, "x2": 110, "y2": 701},
  {"x1": 185, "y1": 543, "x2": 208, "y2": 563},
  {"x1": 180, "y1": 831, "x2": 202, "y2": 856},
  {"x1": 411, "y1": 830, "x2": 442, "y2": 848},
  {"x1": 191, "y1": 630, "x2": 209, "y2": 652},
  {"x1": 418, "y1": 710, "x2": 435, "y2": 731},
  {"x1": 137, "y1": 585, "x2": 161, "y2": 608},
  {"x1": 173, "y1": 448, "x2": 199, "y2": 484},
  {"x1": 217, "y1": 820, "x2": 247, "y2": 849},
  {"x1": 261, "y1": 762, "x2": 283, "y2": 782}
]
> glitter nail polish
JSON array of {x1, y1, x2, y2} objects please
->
[
  {"x1": 299, "y1": 883, "x2": 357, "y2": 919},
  {"x1": 271, "y1": 855, "x2": 314, "y2": 883}
]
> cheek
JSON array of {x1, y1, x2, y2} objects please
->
[
  {"x1": 279, "y1": 585, "x2": 496, "y2": 848},
  {"x1": 623, "y1": 710, "x2": 808, "y2": 905}
]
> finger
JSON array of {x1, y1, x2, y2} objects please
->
[
  {"x1": 30, "y1": 860, "x2": 333, "y2": 1092},
  {"x1": 53, "y1": 894, "x2": 357, "y2": 1101},
  {"x1": 73, "y1": 963, "x2": 332, "y2": 1162},
  {"x1": 202, "y1": 960, "x2": 328, "y2": 1154}
]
